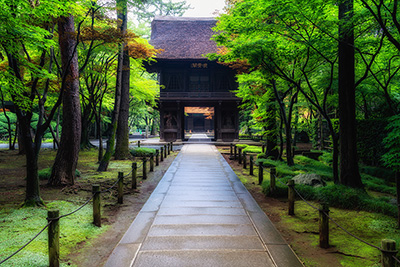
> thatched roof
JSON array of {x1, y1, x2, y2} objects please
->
[{"x1": 150, "y1": 16, "x2": 218, "y2": 60}]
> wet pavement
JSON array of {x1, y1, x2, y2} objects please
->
[{"x1": 104, "y1": 144, "x2": 303, "y2": 267}]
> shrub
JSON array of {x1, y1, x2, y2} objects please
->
[
  {"x1": 360, "y1": 165, "x2": 395, "y2": 182},
  {"x1": 129, "y1": 147, "x2": 156, "y2": 157},
  {"x1": 262, "y1": 180, "x2": 288, "y2": 197},
  {"x1": 242, "y1": 145, "x2": 262, "y2": 154},
  {"x1": 235, "y1": 144, "x2": 248, "y2": 149},
  {"x1": 257, "y1": 153, "x2": 267, "y2": 159}
]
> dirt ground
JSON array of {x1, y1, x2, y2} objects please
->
[{"x1": 0, "y1": 145, "x2": 343, "y2": 267}]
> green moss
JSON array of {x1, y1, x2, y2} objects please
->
[
  {"x1": 38, "y1": 168, "x2": 81, "y2": 181},
  {"x1": 0, "y1": 201, "x2": 108, "y2": 266},
  {"x1": 277, "y1": 201, "x2": 399, "y2": 266},
  {"x1": 129, "y1": 147, "x2": 156, "y2": 157},
  {"x1": 242, "y1": 145, "x2": 262, "y2": 154},
  {"x1": 235, "y1": 144, "x2": 248, "y2": 149}
]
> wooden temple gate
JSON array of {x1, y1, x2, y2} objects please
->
[{"x1": 146, "y1": 16, "x2": 241, "y2": 142}]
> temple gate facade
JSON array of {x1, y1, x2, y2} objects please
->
[{"x1": 146, "y1": 16, "x2": 240, "y2": 142}]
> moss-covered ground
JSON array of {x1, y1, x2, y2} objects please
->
[
  {"x1": 0, "y1": 146, "x2": 177, "y2": 266},
  {"x1": 219, "y1": 145, "x2": 400, "y2": 267}
]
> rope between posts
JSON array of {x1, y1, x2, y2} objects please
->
[
  {"x1": 258, "y1": 163, "x2": 399, "y2": 255},
  {"x1": 0, "y1": 221, "x2": 51, "y2": 265},
  {"x1": 123, "y1": 168, "x2": 133, "y2": 178},
  {"x1": 393, "y1": 255, "x2": 400, "y2": 264}
]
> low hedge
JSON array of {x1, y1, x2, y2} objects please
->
[{"x1": 129, "y1": 147, "x2": 156, "y2": 157}]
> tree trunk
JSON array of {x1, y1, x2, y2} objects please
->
[
  {"x1": 338, "y1": 0, "x2": 363, "y2": 187},
  {"x1": 17, "y1": 121, "x2": 26, "y2": 155},
  {"x1": 15, "y1": 112, "x2": 43, "y2": 206},
  {"x1": 80, "y1": 108, "x2": 95, "y2": 149},
  {"x1": 97, "y1": 0, "x2": 127, "y2": 171},
  {"x1": 115, "y1": 24, "x2": 130, "y2": 159},
  {"x1": 49, "y1": 14, "x2": 81, "y2": 185},
  {"x1": 265, "y1": 86, "x2": 279, "y2": 159},
  {"x1": 97, "y1": 0, "x2": 129, "y2": 171}
]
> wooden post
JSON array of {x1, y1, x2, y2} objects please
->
[
  {"x1": 238, "y1": 148, "x2": 242, "y2": 164},
  {"x1": 48, "y1": 209, "x2": 60, "y2": 267},
  {"x1": 230, "y1": 143, "x2": 233, "y2": 158},
  {"x1": 243, "y1": 152, "x2": 247, "y2": 169},
  {"x1": 164, "y1": 145, "x2": 167, "y2": 158},
  {"x1": 167, "y1": 143, "x2": 171, "y2": 155},
  {"x1": 319, "y1": 203, "x2": 329, "y2": 248},
  {"x1": 160, "y1": 147, "x2": 164, "y2": 162},
  {"x1": 92, "y1": 184, "x2": 101, "y2": 227},
  {"x1": 142, "y1": 158, "x2": 147, "y2": 179},
  {"x1": 138, "y1": 140, "x2": 140, "y2": 147},
  {"x1": 258, "y1": 163, "x2": 263, "y2": 185},
  {"x1": 150, "y1": 155, "x2": 154, "y2": 172},
  {"x1": 170, "y1": 142, "x2": 173, "y2": 151},
  {"x1": 117, "y1": 172, "x2": 123, "y2": 204},
  {"x1": 132, "y1": 162, "x2": 137, "y2": 190},
  {"x1": 288, "y1": 179, "x2": 295, "y2": 215},
  {"x1": 234, "y1": 145, "x2": 237, "y2": 160},
  {"x1": 250, "y1": 155, "x2": 254, "y2": 175},
  {"x1": 270, "y1": 167, "x2": 276, "y2": 193},
  {"x1": 381, "y1": 239, "x2": 398, "y2": 267},
  {"x1": 156, "y1": 150, "x2": 159, "y2": 166}
]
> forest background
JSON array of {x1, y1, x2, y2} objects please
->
[{"x1": 2, "y1": 0, "x2": 400, "y2": 265}]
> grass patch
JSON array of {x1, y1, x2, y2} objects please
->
[{"x1": 0, "y1": 201, "x2": 108, "y2": 266}]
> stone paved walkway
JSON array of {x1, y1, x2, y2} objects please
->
[{"x1": 105, "y1": 144, "x2": 303, "y2": 267}]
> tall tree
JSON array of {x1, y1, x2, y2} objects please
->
[
  {"x1": 49, "y1": 14, "x2": 82, "y2": 185},
  {"x1": 338, "y1": 0, "x2": 363, "y2": 187},
  {"x1": 97, "y1": 0, "x2": 127, "y2": 171},
  {"x1": 114, "y1": 0, "x2": 131, "y2": 159},
  {"x1": 0, "y1": 0, "x2": 78, "y2": 204}
]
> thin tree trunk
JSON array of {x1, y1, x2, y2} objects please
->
[
  {"x1": 265, "y1": 86, "x2": 279, "y2": 159},
  {"x1": 49, "y1": 14, "x2": 81, "y2": 185},
  {"x1": 338, "y1": 0, "x2": 363, "y2": 187},
  {"x1": 98, "y1": 0, "x2": 128, "y2": 169},
  {"x1": 115, "y1": 31, "x2": 130, "y2": 159}
]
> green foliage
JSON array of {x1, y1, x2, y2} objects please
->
[
  {"x1": 255, "y1": 153, "x2": 397, "y2": 216},
  {"x1": 0, "y1": 201, "x2": 108, "y2": 266},
  {"x1": 362, "y1": 174, "x2": 396, "y2": 195},
  {"x1": 318, "y1": 151, "x2": 333, "y2": 166},
  {"x1": 359, "y1": 165, "x2": 395, "y2": 182},
  {"x1": 382, "y1": 115, "x2": 400, "y2": 171},
  {"x1": 357, "y1": 119, "x2": 388, "y2": 166},
  {"x1": 262, "y1": 180, "x2": 288, "y2": 197},
  {"x1": 235, "y1": 144, "x2": 248, "y2": 149},
  {"x1": 0, "y1": 112, "x2": 17, "y2": 140},
  {"x1": 262, "y1": 180, "x2": 397, "y2": 216},
  {"x1": 293, "y1": 156, "x2": 333, "y2": 180},
  {"x1": 129, "y1": 147, "x2": 156, "y2": 157}
]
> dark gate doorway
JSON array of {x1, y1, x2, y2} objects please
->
[{"x1": 184, "y1": 107, "x2": 214, "y2": 140}]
